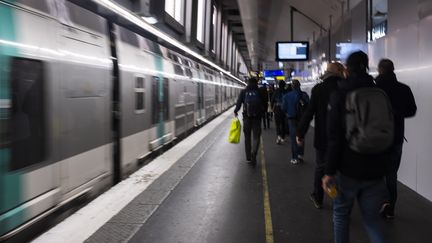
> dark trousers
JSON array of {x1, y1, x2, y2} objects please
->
[
  {"x1": 262, "y1": 111, "x2": 270, "y2": 129},
  {"x1": 243, "y1": 117, "x2": 262, "y2": 161},
  {"x1": 274, "y1": 111, "x2": 286, "y2": 138},
  {"x1": 312, "y1": 149, "x2": 326, "y2": 203},
  {"x1": 288, "y1": 119, "x2": 304, "y2": 159},
  {"x1": 385, "y1": 143, "x2": 403, "y2": 213}
]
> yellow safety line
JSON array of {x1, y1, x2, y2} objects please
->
[{"x1": 260, "y1": 137, "x2": 274, "y2": 243}]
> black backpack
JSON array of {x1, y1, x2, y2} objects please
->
[
  {"x1": 295, "y1": 92, "x2": 308, "y2": 120},
  {"x1": 244, "y1": 89, "x2": 262, "y2": 117},
  {"x1": 345, "y1": 87, "x2": 394, "y2": 154}
]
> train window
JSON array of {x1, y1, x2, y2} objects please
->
[
  {"x1": 152, "y1": 77, "x2": 160, "y2": 124},
  {"x1": 66, "y1": 2, "x2": 106, "y2": 34},
  {"x1": 185, "y1": 68, "x2": 193, "y2": 78},
  {"x1": 163, "y1": 78, "x2": 170, "y2": 121},
  {"x1": 174, "y1": 64, "x2": 184, "y2": 76},
  {"x1": 165, "y1": 0, "x2": 185, "y2": 25},
  {"x1": 119, "y1": 27, "x2": 139, "y2": 47},
  {"x1": 17, "y1": 0, "x2": 49, "y2": 13},
  {"x1": 9, "y1": 58, "x2": 46, "y2": 171},
  {"x1": 135, "y1": 77, "x2": 145, "y2": 113}
]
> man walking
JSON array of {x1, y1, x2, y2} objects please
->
[
  {"x1": 234, "y1": 77, "x2": 265, "y2": 165},
  {"x1": 296, "y1": 62, "x2": 345, "y2": 209},
  {"x1": 375, "y1": 59, "x2": 417, "y2": 219},
  {"x1": 271, "y1": 80, "x2": 288, "y2": 144},
  {"x1": 282, "y1": 79, "x2": 309, "y2": 164},
  {"x1": 323, "y1": 51, "x2": 390, "y2": 243}
]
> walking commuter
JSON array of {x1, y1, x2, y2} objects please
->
[
  {"x1": 271, "y1": 80, "x2": 288, "y2": 144},
  {"x1": 296, "y1": 62, "x2": 345, "y2": 209},
  {"x1": 259, "y1": 83, "x2": 270, "y2": 129},
  {"x1": 281, "y1": 79, "x2": 309, "y2": 164},
  {"x1": 234, "y1": 77, "x2": 266, "y2": 165},
  {"x1": 323, "y1": 51, "x2": 390, "y2": 243},
  {"x1": 375, "y1": 59, "x2": 417, "y2": 219}
]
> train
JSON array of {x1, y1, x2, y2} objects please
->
[{"x1": 0, "y1": 0, "x2": 244, "y2": 240}]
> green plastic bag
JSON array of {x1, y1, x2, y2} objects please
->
[{"x1": 228, "y1": 118, "x2": 241, "y2": 144}]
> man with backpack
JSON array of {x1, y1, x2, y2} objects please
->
[
  {"x1": 234, "y1": 77, "x2": 266, "y2": 165},
  {"x1": 282, "y1": 79, "x2": 309, "y2": 164},
  {"x1": 296, "y1": 62, "x2": 345, "y2": 209},
  {"x1": 375, "y1": 59, "x2": 417, "y2": 220},
  {"x1": 271, "y1": 80, "x2": 288, "y2": 144},
  {"x1": 323, "y1": 51, "x2": 391, "y2": 243}
]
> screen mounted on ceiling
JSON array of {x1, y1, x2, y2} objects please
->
[{"x1": 276, "y1": 41, "x2": 309, "y2": 61}]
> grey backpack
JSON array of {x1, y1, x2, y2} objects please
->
[{"x1": 345, "y1": 87, "x2": 394, "y2": 154}]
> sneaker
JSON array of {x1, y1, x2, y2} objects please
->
[
  {"x1": 290, "y1": 159, "x2": 298, "y2": 164},
  {"x1": 250, "y1": 157, "x2": 257, "y2": 166},
  {"x1": 380, "y1": 203, "x2": 394, "y2": 220},
  {"x1": 276, "y1": 137, "x2": 281, "y2": 144},
  {"x1": 309, "y1": 194, "x2": 323, "y2": 209}
]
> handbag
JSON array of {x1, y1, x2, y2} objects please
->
[{"x1": 228, "y1": 118, "x2": 241, "y2": 144}]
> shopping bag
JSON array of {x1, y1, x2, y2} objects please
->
[{"x1": 228, "y1": 118, "x2": 241, "y2": 144}]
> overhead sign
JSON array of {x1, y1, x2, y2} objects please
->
[{"x1": 263, "y1": 70, "x2": 284, "y2": 77}]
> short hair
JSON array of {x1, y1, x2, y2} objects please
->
[
  {"x1": 346, "y1": 51, "x2": 369, "y2": 73},
  {"x1": 327, "y1": 62, "x2": 345, "y2": 77},
  {"x1": 247, "y1": 77, "x2": 258, "y2": 84},
  {"x1": 378, "y1": 59, "x2": 395, "y2": 74},
  {"x1": 292, "y1": 79, "x2": 300, "y2": 90},
  {"x1": 278, "y1": 80, "x2": 286, "y2": 88}
]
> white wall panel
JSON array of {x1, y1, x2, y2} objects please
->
[{"x1": 367, "y1": 4, "x2": 432, "y2": 201}]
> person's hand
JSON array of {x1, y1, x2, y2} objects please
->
[
  {"x1": 322, "y1": 174, "x2": 335, "y2": 190},
  {"x1": 296, "y1": 136, "x2": 304, "y2": 146}
]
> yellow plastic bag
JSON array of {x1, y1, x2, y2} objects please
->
[{"x1": 228, "y1": 118, "x2": 241, "y2": 144}]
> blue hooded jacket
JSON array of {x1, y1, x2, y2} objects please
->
[{"x1": 281, "y1": 90, "x2": 309, "y2": 119}]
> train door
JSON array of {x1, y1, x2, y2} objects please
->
[
  {"x1": 0, "y1": 2, "x2": 61, "y2": 237},
  {"x1": 150, "y1": 76, "x2": 172, "y2": 150},
  {"x1": 196, "y1": 82, "x2": 205, "y2": 125},
  {"x1": 56, "y1": 3, "x2": 111, "y2": 194}
]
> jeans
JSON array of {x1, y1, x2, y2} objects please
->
[
  {"x1": 333, "y1": 174, "x2": 387, "y2": 243},
  {"x1": 312, "y1": 149, "x2": 326, "y2": 203},
  {"x1": 274, "y1": 110, "x2": 286, "y2": 139},
  {"x1": 243, "y1": 117, "x2": 261, "y2": 161},
  {"x1": 384, "y1": 143, "x2": 403, "y2": 213},
  {"x1": 288, "y1": 119, "x2": 304, "y2": 159}
]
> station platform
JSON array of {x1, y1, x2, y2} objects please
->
[{"x1": 33, "y1": 108, "x2": 432, "y2": 243}]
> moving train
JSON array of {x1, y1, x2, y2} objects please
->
[{"x1": 0, "y1": 0, "x2": 244, "y2": 240}]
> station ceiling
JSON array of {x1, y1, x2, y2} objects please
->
[{"x1": 228, "y1": 0, "x2": 351, "y2": 70}]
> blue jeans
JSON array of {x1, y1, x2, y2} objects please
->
[
  {"x1": 333, "y1": 174, "x2": 387, "y2": 243},
  {"x1": 288, "y1": 119, "x2": 304, "y2": 159}
]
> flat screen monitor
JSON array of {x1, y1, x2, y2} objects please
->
[{"x1": 276, "y1": 41, "x2": 309, "y2": 61}]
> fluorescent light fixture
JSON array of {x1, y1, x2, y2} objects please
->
[
  {"x1": 142, "y1": 16, "x2": 158, "y2": 25},
  {"x1": 93, "y1": 0, "x2": 246, "y2": 85}
]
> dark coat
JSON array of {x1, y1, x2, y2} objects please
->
[
  {"x1": 296, "y1": 75, "x2": 341, "y2": 150},
  {"x1": 375, "y1": 73, "x2": 417, "y2": 145},
  {"x1": 325, "y1": 73, "x2": 389, "y2": 180},
  {"x1": 234, "y1": 83, "x2": 266, "y2": 118}
]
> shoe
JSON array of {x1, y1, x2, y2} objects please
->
[
  {"x1": 276, "y1": 136, "x2": 282, "y2": 144},
  {"x1": 290, "y1": 159, "x2": 298, "y2": 164},
  {"x1": 380, "y1": 203, "x2": 394, "y2": 220},
  {"x1": 309, "y1": 194, "x2": 323, "y2": 209},
  {"x1": 250, "y1": 157, "x2": 257, "y2": 166}
]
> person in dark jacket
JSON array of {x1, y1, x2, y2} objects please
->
[
  {"x1": 259, "y1": 83, "x2": 270, "y2": 129},
  {"x1": 271, "y1": 80, "x2": 288, "y2": 144},
  {"x1": 296, "y1": 62, "x2": 345, "y2": 209},
  {"x1": 323, "y1": 51, "x2": 388, "y2": 243},
  {"x1": 282, "y1": 79, "x2": 309, "y2": 164},
  {"x1": 234, "y1": 77, "x2": 266, "y2": 165},
  {"x1": 375, "y1": 58, "x2": 417, "y2": 219}
]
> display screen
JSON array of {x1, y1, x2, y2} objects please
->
[
  {"x1": 263, "y1": 70, "x2": 284, "y2": 77},
  {"x1": 276, "y1": 41, "x2": 309, "y2": 61}
]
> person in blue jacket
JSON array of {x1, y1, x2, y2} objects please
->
[{"x1": 281, "y1": 79, "x2": 309, "y2": 164}]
